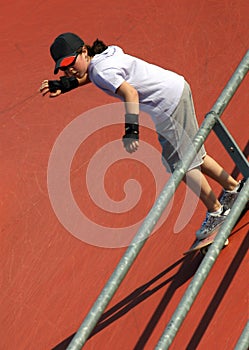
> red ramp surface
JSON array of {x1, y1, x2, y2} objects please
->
[{"x1": 1, "y1": 1, "x2": 248, "y2": 349}]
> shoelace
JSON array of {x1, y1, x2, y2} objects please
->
[
  {"x1": 200, "y1": 210, "x2": 225, "y2": 231},
  {"x1": 205, "y1": 215, "x2": 221, "y2": 230}
]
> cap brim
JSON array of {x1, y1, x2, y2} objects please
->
[{"x1": 54, "y1": 53, "x2": 77, "y2": 74}]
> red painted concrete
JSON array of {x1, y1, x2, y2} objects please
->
[{"x1": 1, "y1": 1, "x2": 248, "y2": 349}]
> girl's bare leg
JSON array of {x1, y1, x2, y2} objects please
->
[
  {"x1": 183, "y1": 155, "x2": 239, "y2": 213},
  {"x1": 201, "y1": 155, "x2": 239, "y2": 191},
  {"x1": 184, "y1": 167, "x2": 221, "y2": 212}
]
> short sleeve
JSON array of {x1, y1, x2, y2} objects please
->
[{"x1": 90, "y1": 67, "x2": 125, "y2": 93}]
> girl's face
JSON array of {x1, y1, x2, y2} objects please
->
[{"x1": 63, "y1": 47, "x2": 90, "y2": 78}]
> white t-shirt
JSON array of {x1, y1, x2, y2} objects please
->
[{"x1": 88, "y1": 46, "x2": 185, "y2": 124}]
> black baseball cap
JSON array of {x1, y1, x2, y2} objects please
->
[{"x1": 50, "y1": 32, "x2": 84, "y2": 74}]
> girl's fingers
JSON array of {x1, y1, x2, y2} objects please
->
[
  {"x1": 41, "y1": 87, "x2": 50, "y2": 96},
  {"x1": 125, "y1": 140, "x2": 139, "y2": 153},
  {"x1": 39, "y1": 80, "x2": 61, "y2": 97},
  {"x1": 50, "y1": 90, "x2": 62, "y2": 98},
  {"x1": 39, "y1": 80, "x2": 49, "y2": 91}
]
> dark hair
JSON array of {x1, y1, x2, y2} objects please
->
[{"x1": 86, "y1": 39, "x2": 108, "y2": 57}]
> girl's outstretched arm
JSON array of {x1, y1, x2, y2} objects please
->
[
  {"x1": 39, "y1": 73, "x2": 91, "y2": 97},
  {"x1": 116, "y1": 81, "x2": 139, "y2": 114}
]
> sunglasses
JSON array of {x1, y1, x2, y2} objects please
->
[{"x1": 59, "y1": 54, "x2": 78, "y2": 71}]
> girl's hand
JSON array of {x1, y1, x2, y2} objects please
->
[
  {"x1": 39, "y1": 80, "x2": 61, "y2": 97},
  {"x1": 123, "y1": 139, "x2": 139, "y2": 153}
]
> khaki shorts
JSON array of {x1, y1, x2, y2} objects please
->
[{"x1": 156, "y1": 81, "x2": 206, "y2": 172}]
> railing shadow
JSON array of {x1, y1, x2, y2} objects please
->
[
  {"x1": 52, "y1": 253, "x2": 202, "y2": 349},
  {"x1": 186, "y1": 229, "x2": 249, "y2": 350},
  {"x1": 230, "y1": 140, "x2": 249, "y2": 180}
]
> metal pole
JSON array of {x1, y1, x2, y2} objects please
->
[
  {"x1": 67, "y1": 50, "x2": 249, "y2": 350},
  {"x1": 234, "y1": 321, "x2": 249, "y2": 350},
  {"x1": 154, "y1": 180, "x2": 249, "y2": 350}
]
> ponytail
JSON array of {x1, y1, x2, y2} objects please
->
[{"x1": 86, "y1": 39, "x2": 108, "y2": 57}]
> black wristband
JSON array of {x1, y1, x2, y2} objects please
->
[
  {"x1": 122, "y1": 113, "x2": 139, "y2": 147},
  {"x1": 48, "y1": 76, "x2": 79, "y2": 94},
  {"x1": 124, "y1": 113, "x2": 139, "y2": 136},
  {"x1": 124, "y1": 123, "x2": 139, "y2": 136}
]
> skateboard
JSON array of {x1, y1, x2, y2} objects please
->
[
  {"x1": 183, "y1": 196, "x2": 249, "y2": 255},
  {"x1": 183, "y1": 204, "x2": 248, "y2": 256},
  {"x1": 183, "y1": 223, "x2": 229, "y2": 256}
]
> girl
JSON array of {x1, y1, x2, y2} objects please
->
[{"x1": 40, "y1": 32, "x2": 243, "y2": 240}]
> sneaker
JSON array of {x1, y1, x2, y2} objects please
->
[
  {"x1": 196, "y1": 206, "x2": 230, "y2": 240},
  {"x1": 219, "y1": 179, "x2": 245, "y2": 209}
]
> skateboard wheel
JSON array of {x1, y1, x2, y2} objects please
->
[
  {"x1": 200, "y1": 239, "x2": 229, "y2": 256},
  {"x1": 200, "y1": 246, "x2": 209, "y2": 256},
  {"x1": 224, "y1": 238, "x2": 229, "y2": 246}
]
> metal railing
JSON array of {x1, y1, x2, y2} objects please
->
[
  {"x1": 67, "y1": 50, "x2": 249, "y2": 350},
  {"x1": 234, "y1": 320, "x2": 249, "y2": 350}
]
